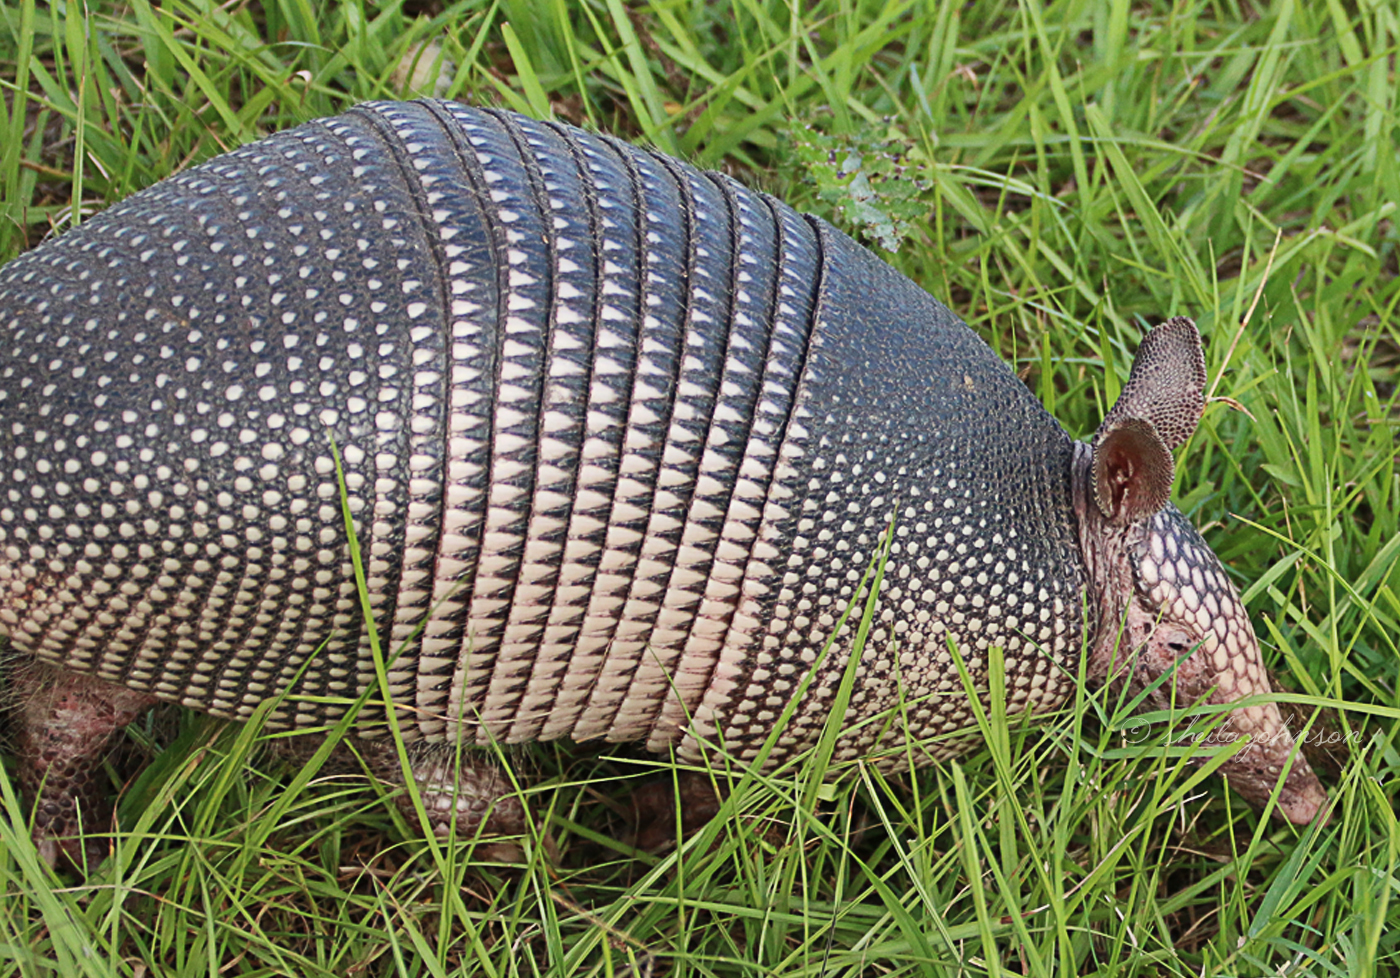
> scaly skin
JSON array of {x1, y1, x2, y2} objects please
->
[
  {"x1": 266, "y1": 734, "x2": 529, "y2": 840},
  {"x1": 1072, "y1": 445, "x2": 1327, "y2": 825},
  {"x1": 10, "y1": 661, "x2": 158, "y2": 870},
  {"x1": 0, "y1": 104, "x2": 1325, "y2": 866}
]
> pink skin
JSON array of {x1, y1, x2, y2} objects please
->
[
  {"x1": 10, "y1": 661, "x2": 158, "y2": 870},
  {"x1": 1073, "y1": 445, "x2": 1327, "y2": 825}
]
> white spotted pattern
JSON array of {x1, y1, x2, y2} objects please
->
[{"x1": 0, "y1": 101, "x2": 1091, "y2": 773}]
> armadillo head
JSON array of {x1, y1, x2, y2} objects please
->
[{"x1": 1074, "y1": 318, "x2": 1327, "y2": 825}]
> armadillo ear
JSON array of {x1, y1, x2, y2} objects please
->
[
  {"x1": 1091, "y1": 417, "x2": 1175, "y2": 524},
  {"x1": 1091, "y1": 317, "x2": 1207, "y2": 525}
]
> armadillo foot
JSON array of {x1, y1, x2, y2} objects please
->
[
  {"x1": 8, "y1": 659, "x2": 158, "y2": 872},
  {"x1": 626, "y1": 772, "x2": 726, "y2": 852},
  {"x1": 367, "y1": 745, "x2": 527, "y2": 838},
  {"x1": 370, "y1": 745, "x2": 536, "y2": 863},
  {"x1": 274, "y1": 736, "x2": 533, "y2": 856}
]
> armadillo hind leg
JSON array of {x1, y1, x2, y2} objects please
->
[{"x1": 8, "y1": 658, "x2": 157, "y2": 870}]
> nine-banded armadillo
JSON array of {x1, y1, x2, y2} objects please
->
[{"x1": 0, "y1": 100, "x2": 1325, "y2": 867}]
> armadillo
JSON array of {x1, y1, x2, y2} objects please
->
[{"x1": 0, "y1": 100, "x2": 1326, "y2": 865}]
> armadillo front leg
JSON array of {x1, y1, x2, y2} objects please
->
[
  {"x1": 10, "y1": 659, "x2": 158, "y2": 870},
  {"x1": 270, "y1": 734, "x2": 528, "y2": 842},
  {"x1": 360, "y1": 743, "x2": 527, "y2": 842}
]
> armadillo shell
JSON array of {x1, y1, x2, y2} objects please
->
[{"x1": 0, "y1": 101, "x2": 1086, "y2": 767}]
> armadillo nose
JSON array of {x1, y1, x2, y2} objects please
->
[{"x1": 1274, "y1": 764, "x2": 1330, "y2": 826}]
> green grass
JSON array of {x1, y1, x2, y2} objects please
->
[{"x1": 1, "y1": 0, "x2": 1398, "y2": 974}]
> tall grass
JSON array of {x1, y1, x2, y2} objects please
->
[{"x1": 0, "y1": 0, "x2": 1396, "y2": 975}]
